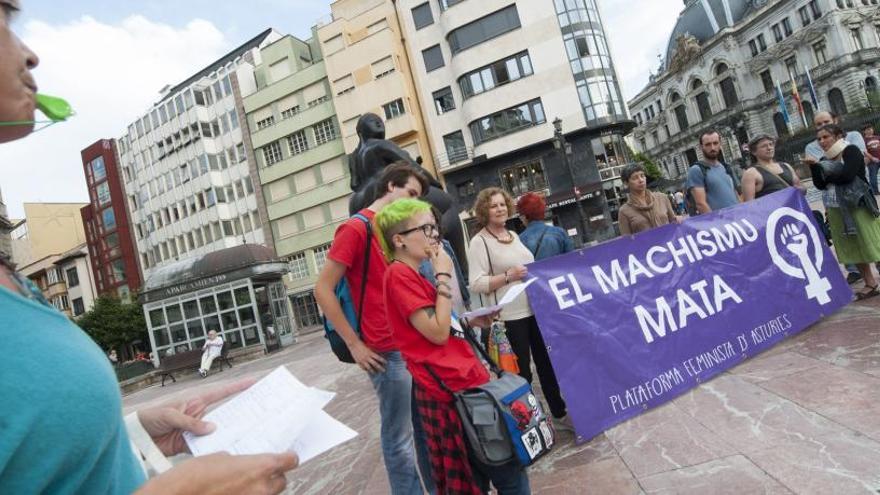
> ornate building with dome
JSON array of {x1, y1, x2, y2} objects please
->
[{"x1": 628, "y1": 0, "x2": 880, "y2": 180}]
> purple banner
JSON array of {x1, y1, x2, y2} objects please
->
[{"x1": 525, "y1": 189, "x2": 852, "y2": 442}]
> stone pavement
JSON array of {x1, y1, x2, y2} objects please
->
[{"x1": 123, "y1": 295, "x2": 880, "y2": 494}]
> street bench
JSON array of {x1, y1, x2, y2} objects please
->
[{"x1": 158, "y1": 347, "x2": 233, "y2": 386}]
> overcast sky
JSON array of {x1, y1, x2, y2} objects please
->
[{"x1": 0, "y1": 0, "x2": 682, "y2": 218}]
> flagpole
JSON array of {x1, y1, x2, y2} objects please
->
[
  {"x1": 788, "y1": 71, "x2": 808, "y2": 129},
  {"x1": 775, "y1": 80, "x2": 793, "y2": 135},
  {"x1": 804, "y1": 65, "x2": 821, "y2": 112}
]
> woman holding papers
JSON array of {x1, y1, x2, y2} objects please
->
[
  {"x1": 0, "y1": 3, "x2": 297, "y2": 492},
  {"x1": 810, "y1": 124, "x2": 880, "y2": 300},
  {"x1": 377, "y1": 198, "x2": 530, "y2": 494},
  {"x1": 466, "y1": 188, "x2": 571, "y2": 431}
]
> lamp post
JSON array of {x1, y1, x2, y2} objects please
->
[{"x1": 553, "y1": 117, "x2": 588, "y2": 246}]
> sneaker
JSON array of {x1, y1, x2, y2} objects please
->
[
  {"x1": 553, "y1": 414, "x2": 575, "y2": 433},
  {"x1": 846, "y1": 272, "x2": 863, "y2": 285}
]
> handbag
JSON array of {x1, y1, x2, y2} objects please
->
[
  {"x1": 478, "y1": 236, "x2": 519, "y2": 374},
  {"x1": 425, "y1": 321, "x2": 554, "y2": 467}
]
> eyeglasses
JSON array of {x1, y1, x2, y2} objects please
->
[{"x1": 399, "y1": 223, "x2": 439, "y2": 238}]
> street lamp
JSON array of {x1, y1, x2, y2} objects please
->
[{"x1": 552, "y1": 117, "x2": 588, "y2": 246}]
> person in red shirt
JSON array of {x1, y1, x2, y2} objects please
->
[
  {"x1": 376, "y1": 198, "x2": 531, "y2": 494},
  {"x1": 315, "y1": 163, "x2": 432, "y2": 495}
]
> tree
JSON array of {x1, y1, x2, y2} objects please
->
[
  {"x1": 633, "y1": 151, "x2": 663, "y2": 182},
  {"x1": 77, "y1": 296, "x2": 148, "y2": 359}
]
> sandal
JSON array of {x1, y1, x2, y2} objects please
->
[{"x1": 855, "y1": 285, "x2": 880, "y2": 301}]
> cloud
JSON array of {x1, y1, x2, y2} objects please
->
[
  {"x1": 0, "y1": 15, "x2": 230, "y2": 218},
  {"x1": 601, "y1": 0, "x2": 682, "y2": 100}
]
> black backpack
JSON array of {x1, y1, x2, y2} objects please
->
[{"x1": 685, "y1": 161, "x2": 738, "y2": 215}]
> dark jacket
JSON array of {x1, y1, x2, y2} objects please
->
[{"x1": 811, "y1": 144, "x2": 879, "y2": 235}]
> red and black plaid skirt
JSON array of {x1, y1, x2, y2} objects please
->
[{"x1": 414, "y1": 384, "x2": 483, "y2": 495}]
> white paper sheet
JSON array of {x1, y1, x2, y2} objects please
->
[
  {"x1": 183, "y1": 366, "x2": 357, "y2": 463},
  {"x1": 461, "y1": 277, "x2": 538, "y2": 319}
]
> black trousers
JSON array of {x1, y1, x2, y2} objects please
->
[{"x1": 504, "y1": 315, "x2": 567, "y2": 419}]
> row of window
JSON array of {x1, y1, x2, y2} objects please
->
[
  {"x1": 130, "y1": 144, "x2": 248, "y2": 212},
  {"x1": 126, "y1": 73, "x2": 235, "y2": 145},
  {"x1": 134, "y1": 176, "x2": 255, "y2": 240},
  {"x1": 420, "y1": 5, "x2": 521, "y2": 73},
  {"x1": 285, "y1": 243, "x2": 332, "y2": 281},
  {"x1": 438, "y1": 98, "x2": 546, "y2": 164},
  {"x1": 141, "y1": 211, "x2": 260, "y2": 269},
  {"x1": 261, "y1": 118, "x2": 338, "y2": 167}
]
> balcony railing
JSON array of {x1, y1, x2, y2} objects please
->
[{"x1": 434, "y1": 147, "x2": 475, "y2": 172}]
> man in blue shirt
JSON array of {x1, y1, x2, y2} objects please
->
[
  {"x1": 516, "y1": 192, "x2": 574, "y2": 260},
  {"x1": 687, "y1": 129, "x2": 740, "y2": 214}
]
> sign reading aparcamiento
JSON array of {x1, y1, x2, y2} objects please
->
[{"x1": 524, "y1": 188, "x2": 852, "y2": 442}]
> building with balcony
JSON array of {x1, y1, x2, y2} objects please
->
[
  {"x1": 317, "y1": 0, "x2": 438, "y2": 177},
  {"x1": 118, "y1": 29, "x2": 282, "y2": 284},
  {"x1": 396, "y1": 0, "x2": 634, "y2": 241},
  {"x1": 240, "y1": 34, "x2": 349, "y2": 334},
  {"x1": 80, "y1": 139, "x2": 142, "y2": 300},
  {"x1": 18, "y1": 243, "x2": 97, "y2": 318},
  {"x1": 0, "y1": 187, "x2": 12, "y2": 259},
  {"x1": 628, "y1": 0, "x2": 880, "y2": 180}
]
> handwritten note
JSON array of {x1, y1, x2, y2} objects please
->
[{"x1": 184, "y1": 366, "x2": 357, "y2": 463}]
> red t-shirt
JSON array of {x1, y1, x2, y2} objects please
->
[
  {"x1": 384, "y1": 261, "x2": 490, "y2": 402},
  {"x1": 865, "y1": 135, "x2": 880, "y2": 161},
  {"x1": 327, "y1": 209, "x2": 395, "y2": 353}
]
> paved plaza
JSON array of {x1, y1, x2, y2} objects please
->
[{"x1": 123, "y1": 295, "x2": 880, "y2": 494}]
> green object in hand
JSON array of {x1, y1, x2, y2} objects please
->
[{"x1": 36, "y1": 93, "x2": 73, "y2": 121}]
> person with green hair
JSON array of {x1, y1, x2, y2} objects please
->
[{"x1": 376, "y1": 198, "x2": 530, "y2": 494}]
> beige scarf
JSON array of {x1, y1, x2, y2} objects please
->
[{"x1": 824, "y1": 139, "x2": 848, "y2": 160}]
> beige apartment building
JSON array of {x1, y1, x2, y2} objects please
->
[
  {"x1": 10, "y1": 203, "x2": 89, "y2": 267},
  {"x1": 317, "y1": 0, "x2": 437, "y2": 175}
]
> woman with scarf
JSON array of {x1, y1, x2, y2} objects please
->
[
  {"x1": 617, "y1": 163, "x2": 680, "y2": 235},
  {"x1": 810, "y1": 124, "x2": 880, "y2": 300}
]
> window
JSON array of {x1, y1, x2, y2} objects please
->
[
  {"x1": 443, "y1": 131, "x2": 468, "y2": 163},
  {"x1": 102, "y1": 207, "x2": 116, "y2": 230},
  {"x1": 447, "y1": 5, "x2": 520, "y2": 54},
  {"x1": 313, "y1": 244, "x2": 331, "y2": 272},
  {"x1": 72, "y1": 298, "x2": 85, "y2": 316},
  {"x1": 287, "y1": 130, "x2": 308, "y2": 155},
  {"x1": 851, "y1": 28, "x2": 864, "y2": 50},
  {"x1": 459, "y1": 51, "x2": 532, "y2": 98},
  {"x1": 422, "y1": 45, "x2": 444, "y2": 72},
  {"x1": 758, "y1": 70, "x2": 774, "y2": 93},
  {"x1": 772, "y1": 24, "x2": 784, "y2": 43},
  {"x1": 256, "y1": 115, "x2": 275, "y2": 130},
  {"x1": 757, "y1": 34, "x2": 767, "y2": 51},
  {"x1": 433, "y1": 87, "x2": 455, "y2": 114},
  {"x1": 695, "y1": 92, "x2": 712, "y2": 121},
  {"x1": 412, "y1": 2, "x2": 434, "y2": 29},
  {"x1": 112, "y1": 259, "x2": 126, "y2": 282},
  {"x1": 383, "y1": 98, "x2": 406, "y2": 120},
  {"x1": 96, "y1": 182, "x2": 111, "y2": 206},
  {"x1": 749, "y1": 39, "x2": 759, "y2": 57},
  {"x1": 262, "y1": 141, "x2": 283, "y2": 166},
  {"x1": 469, "y1": 99, "x2": 545, "y2": 145},
  {"x1": 813, "y1": 41, "x2": 828, "y2": 65},
  {"x1": 66, "y1": 267, "x2": 79, "y2": 287},
  {"x1": 371, "y1": 57, "x2": 395, "y2": 79},
  {"x1": 799, "y1": 6, "x2": 811, "y2": 26},
  {"x1": 499, "y1": 160, "x2": 547, "y2": 196},
  {"x1": 673, "y1": 103, "x2": 689, "y2": 133},
  {"x1": 91, "y1": 156, "x2": 106, "y2": 181},
  {"x1": 281, "y1": 106, "x2": 300, "y2": 119},
  {"x1": 439, "y1": 0, "x2": 465, "y2": 10},
  {"x1": 782, "y1": 18, "x2": 793, "y2": 36},
  {"x1": 288, "y1": 252, "x2": 309, "y2": 280},
  {"x1": 313, "y1": 119, "x2": 338, "y2": 145},
  {"x1": 784, "y1": 56, "x2": 798, "y2": 78},
  {"x1": 456, "y1": 180, "x2": 475, "y2": 199},
  {"x1": 334, "y1": 74, "x2": 354, "y2": 96},
  {"x1": 809, "y1": 0, "x2": 821, "y2": 18}
]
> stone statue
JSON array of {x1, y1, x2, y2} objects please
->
[
  {"x1": 667, "y1": 34, "x2": 702, "y2": 73},
  {"x1": 348, "y1": 113, "x2": 467, "y2": 272}
]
